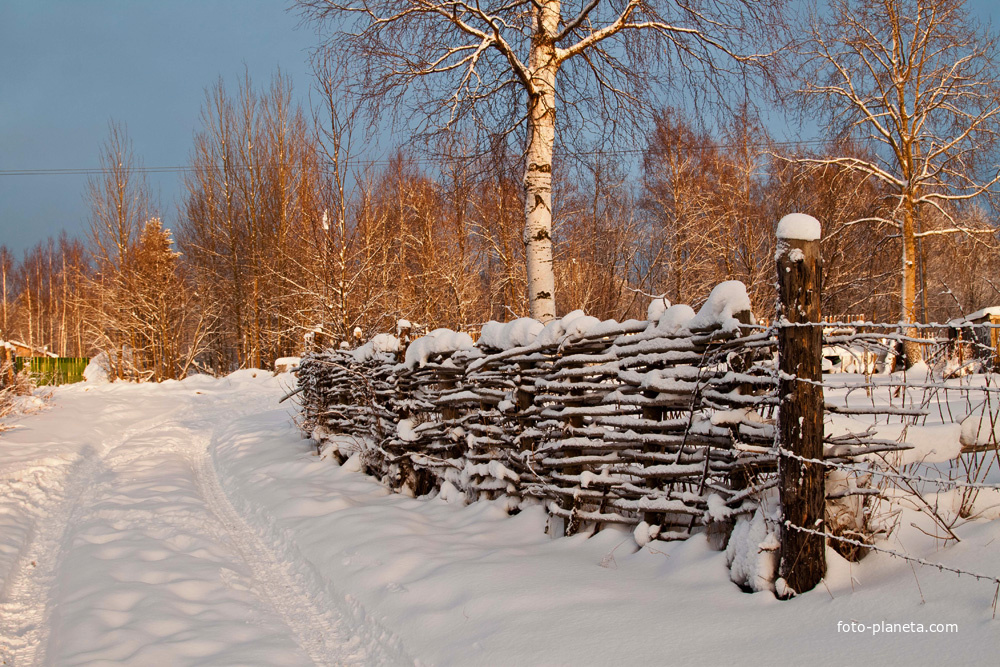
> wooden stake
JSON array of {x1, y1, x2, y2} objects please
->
[{"x1": 776, "y1": 214, "x2": 826, "y2": 597}]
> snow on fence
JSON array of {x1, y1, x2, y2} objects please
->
[{"x1": 295, "y1": 216, "x2": 1000, "y2": 599}]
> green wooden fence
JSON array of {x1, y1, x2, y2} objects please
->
[{"x1": 13, "y1": 357, "x2": 89, "y2": 386}]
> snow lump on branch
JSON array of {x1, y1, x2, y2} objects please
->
[
  {"x1": 403, "y1": 329, "x2": 475, "y2": 368},
  {"x1": 687, "y1": 281, "x2": 755, "y2": 333},
  {"x1": 352, "y1": 333, "x2": 401, "y2": 363},
  {"x1": 478, "y1": 318, "x2": 544, "y2": 351}
]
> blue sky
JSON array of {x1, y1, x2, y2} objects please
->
[
  {"x1": 1, "y1": 0, "x2": 998, "y2": 257},
  {"x1": 1, "y1": 0, "x2": 314, "y2": 256}
]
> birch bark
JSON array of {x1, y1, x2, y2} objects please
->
[{"x1": 524, "y1": 1, "x2": 560, "y2": 322}]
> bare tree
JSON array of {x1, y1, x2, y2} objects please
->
[
  {"x1": 298, "y1": 0, "x2": 783, "y2": 322},
  {"x1": 771, "y1": 139, "x2": 899, "y2": 321},
  {"x1": 556, "y1": 152, "x2": 645, "y2": 319},
  {"x1": 640, "y1": 107, "x2": 777, "y2": 315},
  {"x1": 793, "y1": 0, "x2": 1000, "y2": 359},
  {"x1": 180, "y1": 72, "x2": 322, "y2": 370},
  {"x1": 87, "y1": 121, "x2": 148, "y2": 274},
  {"x1": 85, "y1": 122, "x2": 151, "y2": 378},
  {"x1": 709, "y1": 110, "x2": 775, "y2": 315},
  {"x1": 641, "y1": 108, "x2": 722, "y2": 306},
  {"x1": 919, "y1": 203, "x2": 1000, "y2": 319},
  {"x1": 470, "y1": 141, "x2": 528, "y2": 320},
  {"x1": 6, "y1": 235, "x2": 89, "y2": 358}
]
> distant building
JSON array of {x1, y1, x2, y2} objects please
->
[
  {"x1": 956, "y1": 306, "x2": 1000, "y2": 327},
  {"x1": 949, "y1": 307, "x2": 1000, "y2": 368},
  {"x1": 0, "y1": 340, "x2": 58, "y2": 358}
]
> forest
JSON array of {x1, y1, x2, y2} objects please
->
[{"x1": 2, "y1": 0, "x2": 999, "y2": 381}]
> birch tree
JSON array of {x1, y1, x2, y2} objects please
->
[
  {"x1": 298, "y1": 0, "x2": 782, "y2": 322},
  {"x1": 0, "y1": 246, "x2": 12, "y2": 340},
  {"x1": 794, "y1": 0, "x2": 1000, "y2": 358}
]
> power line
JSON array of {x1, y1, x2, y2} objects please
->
[
  {"x1": 0, "y1": 167, "x2": 192, "y2": 176},
  {"x1": 0, "y1": 139, "x2": 834, "y2": 177}
]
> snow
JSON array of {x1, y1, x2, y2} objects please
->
[
  {"x1": 396, "y1": 418, "x2": 419, "y2": 442},
  {"x1": 580, "y1": 468, "x2": 613, "y2": 489},
  {"x1": 562, "y1": 313, "x2": 601, "y2": 340},
  {"x1": 83, "y1": 352, "x2": 111, "y2": 383},
  {"x1": 632, "y1": 521, "x2": 660, "y2": 548},
  {"x1": 477, "y1": 317, "x2": 544, "y2": 350},
  {"x1": 655, "y1": 304, "x2": 697, "y2": 334},
  {"x1": 1, "y1": 340, "x2": 58, "y2": 358},
  {"x1": 725, "y1": 507, "x2": 778, "y2": 593},
  {"x1": 351, "y1": 333, "x2": 400, "y2": 363},
  {"x1": 646, "y1": 295, "x2": 671, "y2": 322},
  {"x1": 710, "y1": 407, "x2": 763, "y2": 427},
  {"x1": 892, "y1": 423, "x2": 963, "y2": 465},
  {"x1": 587, "y1": 317, "x2": 644, "y2": 338},
  {"x1": 534, "y1": 310, "x2": 602, "y2": 347},
  {"x1": 959, "y1": 306, "x2": 1000, "y2": 323},
  {"x1": 275, "y1": 356, "x2": 301, "y2": 372},
  {"x1": 686, "y1": 281, "x2": 755, "y2": 332},
  {"x1": 823, "y1": 345, "x2": 878, "y2": 374},
  {"x1": 961, "y1": 414, "x2": 1000, "y2": 449},
  {"x1": 776, "y1": 213, "x2": 822, "y2": 241},
  {"x1": 476, "y1": 310, "x2": 616, "y2": 358},
  {"x1": 2, "y1": 373, "x2": 1000, "y2": 664},
  {"x1": 401, "y1": 328, "x2": 474, "y2": 368}
]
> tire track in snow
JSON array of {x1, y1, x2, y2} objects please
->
[
  {"x1": 0, "y1": 452, "x2": 102, "y2": 667},
  {"x1": 189, "y1": 433, "x2": 408, "y2": 666},
  {"x1": 0, "y1": 414, "x2": 186, "y2": 667}
]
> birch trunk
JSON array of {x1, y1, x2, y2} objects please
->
[
  {"x1": 523, "y1": 1, "x2": 559, "y2": 323},
  {"x1": 2, "y1": 262, "x2": 7, "y2": 337},
  {"x1": 900, "y1": 194, "x2": 923, "y2": 365}
]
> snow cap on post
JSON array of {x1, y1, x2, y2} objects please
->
[{"x1": 776, "y1": 213, "x2": 821, "y2": 241}]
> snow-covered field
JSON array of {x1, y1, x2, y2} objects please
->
[{"x1": 1, "y1": 372, "x2": 998, "y2": 665}]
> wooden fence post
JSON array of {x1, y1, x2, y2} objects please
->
[{"x1": 776, "y1": 213, "x2": 826, "y2": 597}]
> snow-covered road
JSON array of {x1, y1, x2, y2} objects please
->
[
  {"x1": 2, "y1": 371, "x2": 998, "y2": 666},
  {"x1": 0, "y1": 373, "x2": 403, "y2": 666}
]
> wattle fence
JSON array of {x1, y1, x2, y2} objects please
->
[
  {"x1": 294, "y1": 217, "x2": 1000, "y2": 598},
  {"x1": 298, "y1": 298, "x2": 784, "y2": 542}
]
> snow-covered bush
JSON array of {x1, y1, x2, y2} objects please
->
[
  {"x1": 83, "y1": 354, "x2": 109, "y2": 383},
  {"x1": 1, "y1": 364, "x2": 40, "y2": 431}
]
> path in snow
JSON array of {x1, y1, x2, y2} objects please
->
[{"x1": 0, "y1": 378, "x2": 400, "y2": 666}]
